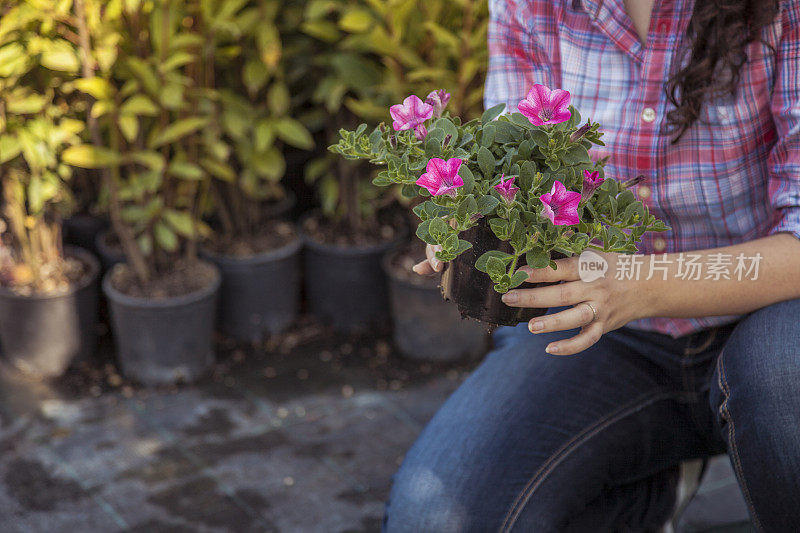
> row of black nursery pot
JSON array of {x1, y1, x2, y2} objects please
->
[{"x1": 0, "y1": 212, "x2": 494, "y2": 386}]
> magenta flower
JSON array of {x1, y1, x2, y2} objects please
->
[
  {"x1": 582, "y1": 169, "x2": 605, "y2": 198},
  {"x1": 426, "y1": 89, "x2": 451, "y2": 118},
  {"x1": 416, "y1": 158, "x2": 464, "y2": 197},
  {"x1": 540, "y1": 180, "x2": 581, "y2": 225},
  {"x1": 390, "y1": 95, "x2": 433, "y2": 140},
  {"x1": 518, "y1": 84, "x2": 572, "y2": 126},
  {"x1": 494, "y1": 174, "x2": 519, "y2": 204}
]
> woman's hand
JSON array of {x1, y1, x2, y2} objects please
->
[
  {"x1": 502, "y1": 253, "x2": 651, "y2": 356},
  {"x1": 412, "y1": 244, "x2": 444, "y2": 275}
]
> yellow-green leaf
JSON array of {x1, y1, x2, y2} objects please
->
[
  {"x1": 163, "y1": 209, "x2": 195, "y2": 237},
  {"x1": 74, "y1": 77, "x2": 114, "y2": 100},
  {"x1": 40, "y1": 39, "x2": 80, "y2": 73},
  {"x1": 62, "y1": 145, "x2": 122, "y2": 168},
  {"x1": 339, "y1": 8, "x2": 373, "y2": 33},
  {"x1": 154, "y1": 222, "x2": 178, "y2": 252},
  {"x1": 168, "y1": 160, "x2": 204, "y2": 180},
  {"x1": 120, "y1": 94, "x2": 159, "y2": 116},
  {"x1": 275, "y1": 118, "x2": 314, "y2": 150},
  {"x1": 149, "y1": 117, "x2": 208, "y2": 148}
]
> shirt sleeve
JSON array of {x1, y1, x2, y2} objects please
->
[
  {"x1": 484, "y1": 0, "x2": 557, "y2": 112},
  {"x1": 767, "y1": 0, "x2": 800, "y2": 240}
]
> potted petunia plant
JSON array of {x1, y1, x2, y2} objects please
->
[{"x1": 330, "y1": 84, "x2": 669, "y2": 326}]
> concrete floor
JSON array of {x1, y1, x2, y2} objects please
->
[{"x1": 0, "y1": 318, "x2": 753, "y2": 533}]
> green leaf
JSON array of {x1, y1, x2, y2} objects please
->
[
  {"x1": 509, "y1": 271, "x2": 530, "y2": 288},
  {"x1": 428, "y1": 217, "x2": 448, "y2": 241},
  {"x1": 477, "y1": 146, "x2": 495, "y2": 179},
  {"x1": 62, "y1": 145, "x2": 122, "y2": 168},
  {"x1": 562, "y1": 144, "x2": 591, "y2": 165},
  {"x1": 486, "y1": 256, "x2": 506, "y2": 279},
  {"x1": 459, "y1": 165, "x2": 474, "y2": 194},
  {"x1": 275, "y1": 118, "x2": 314, "y2": 150},
  {"x1": 477, "y1": 195, "x2": 500, "y2": 215},
  {"x1": 416, "y1": 219, "x2": 436, "y2": 245},
  {"x1": 149, "y1": 117, "x2": 208, "y2": 148},
  {"x1": 481, "y1": 103, "x2": 505, "y2": 124},
  {"x1": 525, "y1": 249, "x2": 551, "y2": 269},
  {"x1": 475, "y1": 251, "x2": 513, "y2": 272}
]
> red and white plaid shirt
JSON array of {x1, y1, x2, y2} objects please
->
[{"x1": 486, "y1": 0, "x2": 800, "y2": 337}]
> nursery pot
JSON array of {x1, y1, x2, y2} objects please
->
[
  {"x1": 440, "y1": 221, "x2": 557, "y2": 326},
  {"x1": 95, "y1": 229, "x2": 126, "y2": 271},
  {"x1": 202, "y1": 234, "x2": 302, "y2": 343},
  {"x1": 63, "y1": 214, "x2": 108, "y2": 255},
  {"x1": 383, "y1": 248, "x2": 488, "y2": 362},
  {"x1": 103, "y1": 261, "x2": 220, "y2": 386},
  {"x1": 0, "y1": 246, "x2": 100, "y2": 378},
  {"x1": 302, "y1": 222, "x2": 401, "y2": 334}
]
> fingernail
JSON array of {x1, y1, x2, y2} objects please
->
[
  {"x1": 502, "y1": 292, "x2": 517, "y2": 304},
  {"x1": 546, "y1": 344, "x2": 559, "y2": 354},
  {"x1": 529, "y1": 321, "x2": 543, "y2": 332},
  {"x1": 412, "y1": 264, "x2": 422, "y2": 274}
]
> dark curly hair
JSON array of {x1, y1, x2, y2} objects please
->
[{"x1": 665, "y1": 0, "x2": 781, "y2": 141}]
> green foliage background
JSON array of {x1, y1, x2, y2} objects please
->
[{"x1": 0, "y1": 0, "x2": 490, "y2": 289}]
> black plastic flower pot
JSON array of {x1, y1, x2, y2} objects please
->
[
  {"x1": 383, "y1": 248, "x2": 488, "y2": 362},
  {"x1": 202, "y1": 234, "x2": 302, "y2": 343},
  {"x1": 102, "y1": 261, "x2": 220, "y2": 386},
  {"x1": 440, "y1": 221, "x2": 557, "y2": 326},
  {"x1": 0, "y1": 246, "x2": 100, "y2": 378},
  {"x1": 302, "y1": 227, "x2": 399, "y2": 334},
  {"x1": 63, "y1": 214, "x2": 108, "y2": 255},
  {"x1": 95, "y1": 229, "x2": 126, "y2": 272}
]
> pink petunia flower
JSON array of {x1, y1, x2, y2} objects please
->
[
  {"x1": 426, "y1": 89, "x2": 451, "y2": 118},
  {"x1": 494, "y1": 174, "x2": 519, "y2": 204},
  {"x1": 390, "y1": 95, "x2": 433, "y2": 140},
  {"x1": 582, "y1": 169, "x2": 605, "y2": 198},
  {"x1": 518, "y1": 84, "x2": 572, "y2": 126},
  {"x1": 540, "y1": 180, "x2": 581, "y2": 225},
  {"x1": 416, "y1": 158, "x2": 464, "y2": 197}
]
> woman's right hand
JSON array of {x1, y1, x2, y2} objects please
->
[{"x1": 412, "y1": 245, "x2": 444, "y2": 275}]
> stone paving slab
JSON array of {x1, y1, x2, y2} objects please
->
[
  {"x1": 0, "y1": 326, "x2": 473, "y2": 533},
  {"x1": 0, "y1": 323, "x2": 753, "y2": 533}
]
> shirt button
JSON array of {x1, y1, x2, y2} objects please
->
[
  {"x1": 642, "y1": 107, "x2": 656, "y2": 123},
  {"x1": 653, "y1": 237, "x2": 667, "y2": 252},
  {"x1": 638, "y1": 185, "x2": 651, "y2": 199}
]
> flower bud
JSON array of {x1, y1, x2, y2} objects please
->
[
  {"x1": 389, "y1": 135, "x2": 397, "y2": 149},
  {"x1": 379, "y1": 122, "x2": 386, "y2": 134},
  {"x1": 621, "y1": 175, "x2": 645, "y2": 189},
  {"x1": 443, "y1": 134, "x2": 452, "y2": 148},
  {"x1": 569, "y1": 122, "x2": 591, "y2": 143}
]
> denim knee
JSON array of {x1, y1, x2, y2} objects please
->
[{"x1": 383, "y1": 459, "x2": 473, "y2": 533}]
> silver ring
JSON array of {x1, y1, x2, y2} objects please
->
[{"x1": 583, "y1": 302, "x2": 598, "y2": 324}]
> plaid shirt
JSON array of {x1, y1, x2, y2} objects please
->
[{"x1": 486, "y1": 0, "x2": 800, "y2": 337}]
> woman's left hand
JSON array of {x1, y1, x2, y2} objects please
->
[{"x1": 500, "y1": 253, "x2": 651, "y2": 355}]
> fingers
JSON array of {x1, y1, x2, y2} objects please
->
[
  {"x1": 412, "y1": 260, "x2": 435, "y2": 275},
  {"x1": 502, "y1": 280, "x2": 587, "y2": 308},
  {"x1": 527, "y1": 303, "x2": 595, "y2": 334},
  {"x1": 545, "y1": 321, "x2": 604, "y2": 356},
  {"x1": 412, "y1": 245, "x2": 443, "y2": 275},
  {"x1": 519, "y1": 256, "x2": 580, "y2": 283}
]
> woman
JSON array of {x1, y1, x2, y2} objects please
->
[{"x1": 383, "y1": 0, "x2": 800, "y2": 531}]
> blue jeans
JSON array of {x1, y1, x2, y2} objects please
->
[{"x1": 384, "y1": 299, "x2": 800, "y2": 532}]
